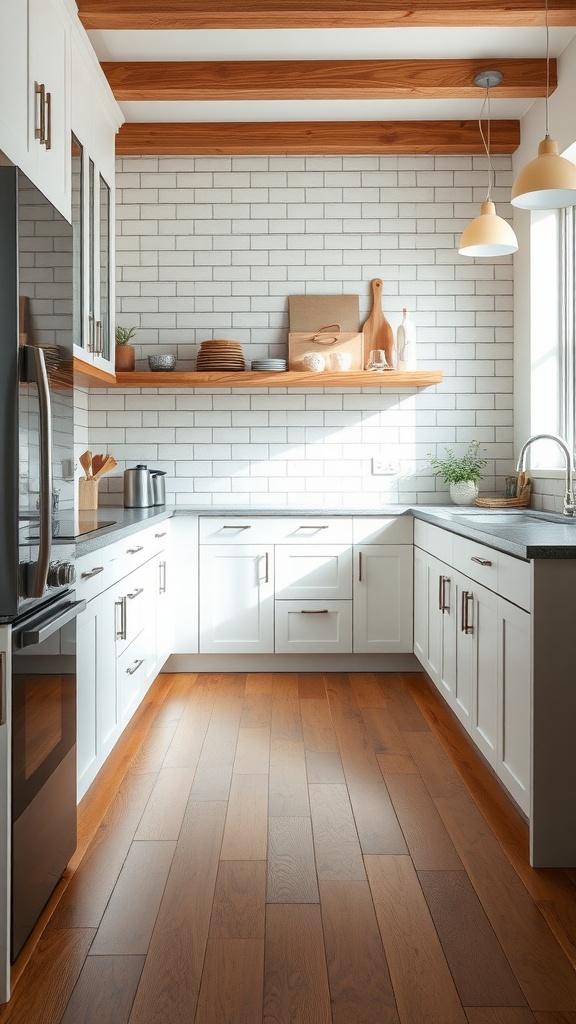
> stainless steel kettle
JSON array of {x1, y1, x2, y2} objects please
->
[
  {"x1": 150, "y1": 470, "x2": 166, "y2": 506},
  {"x1": 123, "y1": 464, "x2": 154, "y2": 508}
]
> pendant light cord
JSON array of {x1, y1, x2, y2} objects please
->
[
  {"x1": 478, "y1": 90, "x2": 494, "y2": 203},
  {"x1": 545, "y1": 0, "x2": 550, "y2": 138}
]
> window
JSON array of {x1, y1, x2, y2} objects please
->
[{"x1": 560, "y1": 205, "x2": 576, "y2": 454}]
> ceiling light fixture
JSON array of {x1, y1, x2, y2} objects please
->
[
  {"x1": 511, "y1": 0, "x2": 576, "y2": 210},
  {"x1": 458, "y1": 70, "x2": 519, "y2": 258}
]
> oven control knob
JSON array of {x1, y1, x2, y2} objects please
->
[{"x1": 47, "y1": 562, "x2": 77, "y2": 587}]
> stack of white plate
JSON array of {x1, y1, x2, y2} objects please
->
[{"x1": 251, "y1": 359, "x2": 287, "y2": 372}]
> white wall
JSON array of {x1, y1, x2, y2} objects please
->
[{"x1": 87, "y1": 152, "x2": 515, "y2": 508}]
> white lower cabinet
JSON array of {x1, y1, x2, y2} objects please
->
[
  {"x1": 76, "y1": 588, "x2": 117, "y2": 801},
  {"x1": 275, "y1": 600, "x2": 352, "y2": 653},
  {"x1": 353, "y1": 544, "x2": 413, "y2": 653},
  {"x1": 199, "y1": 544, "x2": 274, "y2": 654},
  {"x1": 118, "y1": 632, "x2": 147, "y2": 728},
  {"x1": 414, "y1": 524, "x2": 531, "y2": 815}
]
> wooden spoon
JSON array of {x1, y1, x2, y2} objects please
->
[
  {"x1": 91, "y1": 454, "x2": 107, "y2": 477},
  {"x1": 79, "y1": 450, "x2": 93, "y2": 479},
  {"x1": 93, "y1": 455, "x2": 117, "y2": 480}
]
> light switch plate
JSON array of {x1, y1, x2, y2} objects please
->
[{"x1": 372, "y1": 457, "x2": 398, "y2": 475}]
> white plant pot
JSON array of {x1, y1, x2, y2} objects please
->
[{"x1": 449, "y1": 480, "x2": 479, "y2": 506}]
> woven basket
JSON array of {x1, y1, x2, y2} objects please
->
[{"x1": 475, "y1": 477, "x2": 531, "y2": 509}]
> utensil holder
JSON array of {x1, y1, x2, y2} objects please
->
[{"x1": 79, "y1": 478, "x2": 98, "y2": 511}]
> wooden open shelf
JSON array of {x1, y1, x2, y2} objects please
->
[
  {"x1": 112, "y1": 369, "x2": 443, "y2": 389},
  {"x1": 74, "y1": 358, "x2": 117, "y2": 388}
]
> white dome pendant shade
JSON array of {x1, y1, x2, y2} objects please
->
[
  {"x1": 511, "y1": 136, "x2": 576, "y2": 210},
  {"x1": 458, "y1": 71, "x2": 518, "y2": 259},
  {"x1": 511, "y1": 0, "x2": 576, "y2": 211},
  {"x1": 459, "y1": 201, "x2": 519, "y2": 256}
]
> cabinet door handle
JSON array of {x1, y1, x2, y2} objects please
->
[
  {"x1": 127, "y1": 545, "x2": 144, "y2": 554},
  {"x1": 0, "y1": 651, "x2": 6, "y2": 727},
  {"x1": 115, "y1": 596, "x2": 127, "y2": 640},
  {"x1": 296, "y1": 525, "x2": 328, "y2": 531},
  {"x1": 126, "y1": 658, "x2": 144, "y2": 676},
  {"x1": 35, "y1": 82, "x2": 46, "y2": 143},
  {"x1": 358, "y1": 551, "x2": 363, "y2": 582},
  {"x1": 221, "y1": 524, "x2": 250, "y2": 530},
  {"x1": 44, "y1": 90, "x2": 52, "y2": 150},
  {"x1": 300, "y1": 609, "x2": 329, "y2": 614},
  {"x1": 439, "y1": 575, "x2": 450, "y2": 613},
  {"x1": 461, "y1": 590, "x2": 474, "y2": 634},
  {"x1": 127, "y1": 587, "x2": 143, "y2": 600},
  {"x1": 471, "y1": 556, "x2": 492, "y2": 567},
  {"x1": 80, "y1": 566, "x2": 104, "y2": 579},
  {"x1": 159, "y1": 560, "x2": 166, "y2": 594}
]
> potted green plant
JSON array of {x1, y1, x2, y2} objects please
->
[
  {"x1": 429, "y1": 441, "x2": 488, "y2": 505},
  {"x1": 115, "y1": 325, "x2": 137, "y2": 372}
]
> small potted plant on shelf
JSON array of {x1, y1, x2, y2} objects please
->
[
  {"x1": 115, "y1": 325, "x2": 137, "y2": 372},
  {"x1": 429, "y1": 441, "x2": 488, "y2": 506}
]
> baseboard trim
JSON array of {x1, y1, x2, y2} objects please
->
[{"x1": 165, "y1": 653, "x2": 420, "y2": 672}]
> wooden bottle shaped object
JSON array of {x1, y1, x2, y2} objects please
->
[{"x1": 361, "y1": 279, "x2": 395, "y2": 369}]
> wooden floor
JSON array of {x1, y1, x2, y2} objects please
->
[{"x1": 3, "y1": 670, "x2": 576, "y2": 1024}]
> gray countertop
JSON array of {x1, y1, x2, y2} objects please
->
[{"x1": 68, "y1": 503, "x2": 576, "y2": 560}]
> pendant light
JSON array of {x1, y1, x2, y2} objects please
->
[
  {"x1": 511, "y1": 0, "x2": 576, "y2": 210},
  {"x1": 458, "y1": 71, "x2": 518, "y2": 258}
]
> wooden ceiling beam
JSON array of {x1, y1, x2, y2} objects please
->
[
  {"x1": 103, "y1": 58, "x2": 554, "y2": 102},
  {"x1": 77, "y1": 0, "x2": 576, "y2": 29},
  {"x1": 115, "y1": 119, "x2": 521, "y2": 155}
]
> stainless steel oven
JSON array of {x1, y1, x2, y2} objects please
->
[{"x1": 10, "y1": 592, "x2": 84, "y2": 961}]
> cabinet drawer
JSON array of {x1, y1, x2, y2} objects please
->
[
  {"x1": 75, "y1": 552, "x2": 110, "y2": 602},
  {"x1": 117, "y1": 633, "x2": 147, "y2": 727},
  {"x1": 114, "y1": 563, "x2": 150, "y2": 654},
  {"x1": 275, "y1": 601, "x2": 352, "y2": 653},
  {"x1": 414, "y1": 520, "x2": 455, "y2": 564},
  {"x1": 353, "y1": 516, "x2": 413, "y2": 545},
  {"x1": 453, "y1": 535, "x2": 530, "y2": 611},
  {"x1": 199, "y1": 516, "x2": 352, "y2": 545},
  {"x1": 275, "y1": 545, "x2": 352, "y2": 599}
]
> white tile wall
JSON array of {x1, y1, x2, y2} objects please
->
[{"x1": 89, "y1": 154, "x2": 516, "y2": 508}]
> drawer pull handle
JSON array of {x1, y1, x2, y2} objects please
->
[
  {"x1": 296, "y1": 525, "x2": 329, "y2": 530},
  {"x1": 127, "y1": 587, "x2": 144, "y2": 600},
  {"x1": 80, "y1": 567, "x2": 104, "y2": 579},
  {"x1": 300, "y1": 609, "x2": 329, "y2": 614},
  {"x1": 439, "y1": 574, "x2": 450, "y2": 613},
  {"x1": 35, "y1": 82, "x2": 46, "y2": 143},
  {"x1": 115, "y1": 596, "x2": 127, "y2": 640},
  {"x1": 127, "y1": 545, "x2": 144, "y2": 554},
  {"x1": 155, "y1": 532, "x2": 167, "y2": 538},
  {"x1": 358, "y1": 551, "x2": 363, "y2": 582},
  {"x1": 126, "y1": 658, "x2": 144, "y2": 676},
  {"x1": 159, "y1": 560, "x2": 167, "y2": 594},
  {"x1": 471, "y1": 556, "x2": 492, "y2": 567},
  {"x1": 461, "y1": 590, "x2": 474, "y2": 634},
  {"x1": 221, "y1": 524, "x2": 251, "y2": 530}
]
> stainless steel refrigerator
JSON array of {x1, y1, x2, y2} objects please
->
[{"x1": 0, "y1": 167, "x2": 84, "y2": 984}]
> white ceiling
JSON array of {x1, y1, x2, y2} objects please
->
[{"x1": 88, "y1": 25, "x2": 576, "y2": 126}]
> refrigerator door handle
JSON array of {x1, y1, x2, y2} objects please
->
[{"x1": 21, "y1": 346, "x2": 53, "y2": 598}]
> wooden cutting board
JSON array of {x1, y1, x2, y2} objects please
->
[{"x1": 361, "y1": 279, "x2": 395, "y2": 368}]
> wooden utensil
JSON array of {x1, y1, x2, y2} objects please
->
[
  {"x1": 79, "y1": 450, "x2": 93, "y2": 479},
  {"x1": 93, "y1": 455, "x2": 117, "y2": 480},
  {"x1": 361, "y1": 279, "x2": 395, "y2": 369}
]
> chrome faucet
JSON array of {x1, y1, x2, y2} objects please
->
[{"x1": 516, "y1": 433, "x2": 576, "y2": 516}]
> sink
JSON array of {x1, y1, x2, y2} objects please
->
[{"x1": 453, "y1": 513, "x2": 536, "y2": 525}]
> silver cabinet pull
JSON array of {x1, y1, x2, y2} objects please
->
[
  {"x1": 471, "y1": 556, "x2": 492, "y2": 567},
  {"x1": 300, "y1": 609, "x2": 329, "y2": 614},
  {"x1": 80, "y1": 566, "x2": 104, "y2": 579},
  {"x1": 221, "y1": 524, "x2": 251, "y2": 530},
  {"x1": 126, "y1": 658, "x2": 144, "y2": 676},
  {"x1": 155, "y1": 532, "x2": 167, "y2": 538},
  {"x1": 439, "y1": 575, "x2": 450, "y2": 613},
  {"x1": 115, "y1": 596, "x2": 127, "y2": 640},
  {"x1": 127, "y1": 545, "x2": 144, "y2": 554},
  {"x1": 461, "y1": 590, "x2": 474, "y2": 634},
  {"x1": 0, "y1": 651, "x2": 6, "y2": 727},
  {"x1": 159, "y1": 560, "x2": 167, "y2": 594},
  {"x1": 35, "y1": 82, "x2": 46, "y2": 142},
  {"x1": 127, "y1": 587, "x2": 143, "y2": 600},
  {"x1": 265, "y1": 551, "x2": 269, "y2": 583},
  {"x1": 358, "y1": 551, "x2": 363, "y2": 582},
  {"x1": 296, "y1": 525, "x2": 329, "y2": 530}
]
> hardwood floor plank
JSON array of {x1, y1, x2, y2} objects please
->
[
  {"x1": 465, "y1": 1011, "x2": 538, "y2": 1024},
  {"x1": 382, "y1": 673, "x2": 432, "y2": 731},
  {"x1": 189, "y1": 699, "x2": 243, "y2": 801},
  {"x1": 240, "y1": 693, "x2": 273, "y2": 727},
  {"x1": 271, "y1": 692, "x2": 303, "y2": 744},
  {"x1": 162, "y1": 700, "x2": 213, "y2": 770},
  {"x1": 194, "y1": 938, "x2": 264, "y2": 1024},
  {"x1": 305, "y1": 749, "x2": 346, "y2": 784},
  {"x1": 134, "y1": 765, "x2": 196, "y2": 841},
  {"x1": 350, "y1": 672, "x2": 388, "y2": 708},
  {"x1": 267, "y1": 816, "x2": 319, "y2": 903},
  {"x1": 533, "y1": 1014, "x2": 576, "y2": 1023},
  {"x1": 324, "y1": 674, "x2": 383, "y2": 787},
  {"x1": 0, "y1": 929, "x2": 96, "y2": 1024},
  {"x1": 363, "y1": 707, "x2": 419, "y2": 773},
  {"x1": 419, "y1": 869, "x2": 527, "y2": 1007},
  {"x1": 298, "y1": 672, "x2": 327, "y2": 700},
  {"x1": 209, "y1": 861, "x2": 266, "y2": 939},
  {"x1": 434, "y1": 794, "x2": 576, "y2": 1012},
  {"x1": 60, "y1": 955, "x2": 145, "y2": 1024},
  {"x1": 404, "y1": 728, "x2": 472, "y2": 800},
  {"x1": 90, "y1": 840, "x2": 177, "y2": 955},
  {"x1": 220, "y1": 774, "x2": 268, "y2": 860},
  {"x1": 233, "y1": 726, "x2": 270, "y2": 774},
  {"x1": 49, "y1": 771, "x2": 157, "y2": 930},
  {"x1": 300, "y1": 698, "x2": 338, "y2": 752},
  {"x1": 319, "y1": 879, "x2": 399, "y2": 1024},
  {"x1": 309, "y1": 783, "x2": 366, "y2": 880},
  {"x1": 128, "y1": 723, "x2": 178, "y2": 775},
  {"x1": 365, "y1": 854, "x2": 468, "y2": 1024},
  {"x1": 385, "y1": 774, "x2": 462, "y2": 870},
  {"x1": 128, "y1": 801, "x2": 227, "y2": 1024},
  {"x1": 268, "y1": 736, "x2": 310, "y2": 817},
  {"x1": 346, "y1": 776, "x2": 408, "y2": 855},
  {"x1": 263, "y1": 905, "x2": 331, "y2": 1024},
  {"x1": 245, "y1": 673, "x2": 274, "y2": 695}
]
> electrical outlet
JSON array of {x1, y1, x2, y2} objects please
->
[{"x1": 372, "y1": 457, "x2": 398, "y2": 475}]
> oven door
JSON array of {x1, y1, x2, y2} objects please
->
[{"x1": 10, "y1": 593, "x2": 85, "y2": 961}]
